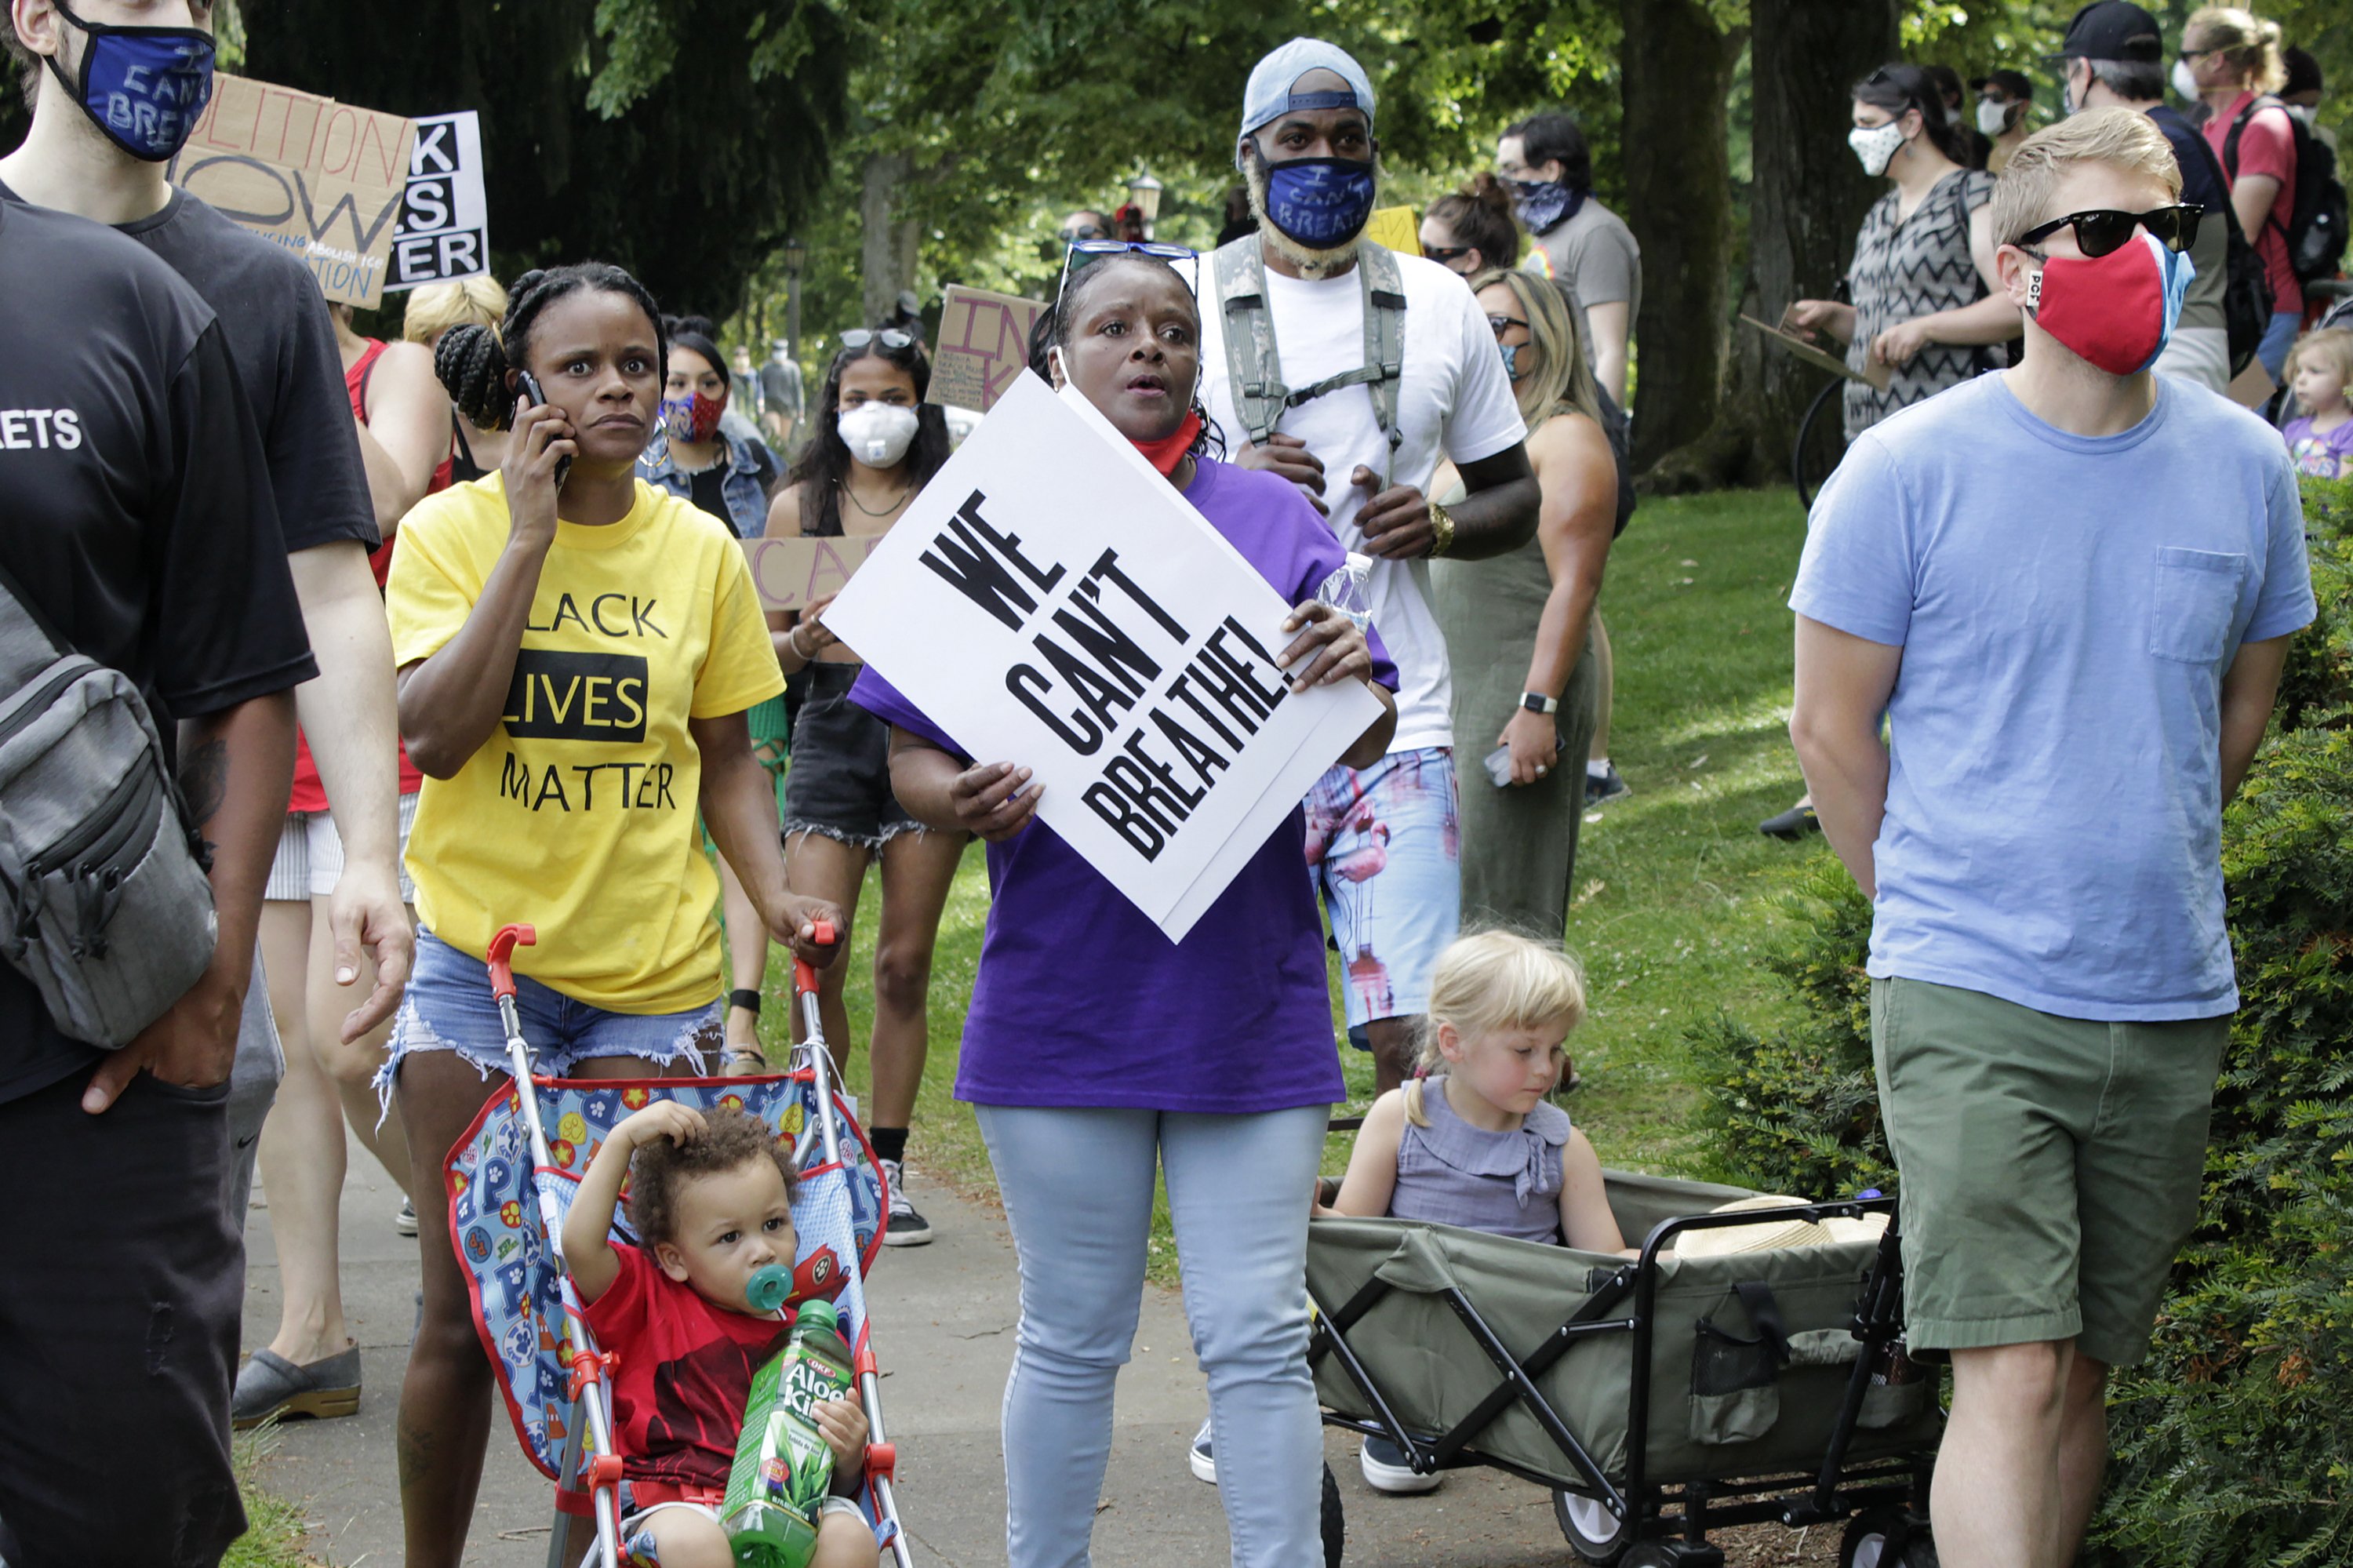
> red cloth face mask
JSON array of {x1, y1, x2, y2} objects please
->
[
  {"x1": 1130, "y1": 410, "x2": 1202, "y2": 476},
  {"x1": 2024, "y1": 230, "x2": 2190, "y2": 377}
]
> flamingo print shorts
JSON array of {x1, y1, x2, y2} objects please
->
[{"x1": 1304, "y1": 746, "x2": 1461, "y2": 1035}]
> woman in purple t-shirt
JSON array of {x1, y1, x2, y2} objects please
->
[{"x1": 852, "y1": 249, "x2": 1397, "y2": 1567}]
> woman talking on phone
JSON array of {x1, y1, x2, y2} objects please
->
[{"x1": 384, "y1": 261, "x2": 839, "y2": 1568}]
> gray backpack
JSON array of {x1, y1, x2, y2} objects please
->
[
  {"x1": 0, "y1": 562, "x2": 216, "y2": 1046},
  {"x1": 1213, "y1": 234, "x2": 1407, "y2": 472}
]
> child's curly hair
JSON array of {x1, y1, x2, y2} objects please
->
[{"x1": 626, "y1": 1105, "x2": 798, "y2": 1250}]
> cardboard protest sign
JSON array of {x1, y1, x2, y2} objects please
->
[
  {"x1": 824, "y1": 373, "x2": 1384, "y2": 942},
  {"x1": 389, "y1": 111, "x2": 490, "y2": 289},
  {"x1": 169, "y1": 74, "x2": 415, "y2": 307},
  {"x1": 928, "y1": 286, "x2": 1049, "y2": 413},
  {"x1": 1740, "y1": 313, "x2": 1891, "y2": 391},
  {"x1": 1365, "y1": 206, "x2": 1422, "y2": 257},
  {"x1": 742, "y1": 536, "x2": 882, "y2": 612}
]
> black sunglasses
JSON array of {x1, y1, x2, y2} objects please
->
[
  {"x1": 1055, "y1": 239, "x2": 1201, "y2": 304},
  {"x1": 2019, "y1": 204, "x2": 2202, "y2": 257},
  {"x1": 1484, "y1": 312, "x2": 1530, "y2": 338},
  {"x1": 1057, "y1": 224, "x2": 1111, "y2": 244},
  {"x1": 1424, "y1": 244, "x2": 1473, "y2": 267},
  {"x1": 838, "y1": 328, "x2": 914, "y2": 351}
]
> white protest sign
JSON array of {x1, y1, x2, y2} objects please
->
[
  {"x1": 823, "y1": 372, "x2": 1382, "y2": 942},
  {"x1": 389, "y1": 111, "x2": 491, "y2": 289}
]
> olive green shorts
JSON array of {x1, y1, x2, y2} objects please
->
[{"x1": 1870, "y1": 977, "x2": 2228, "y2": 1368}]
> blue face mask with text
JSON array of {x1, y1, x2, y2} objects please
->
[
  {"x1": 45, "y1": 0, "x2": 215, "y2": 163},
  {"x1": 1261, "y1": 157, "x2": 1379, "y2": 250}
]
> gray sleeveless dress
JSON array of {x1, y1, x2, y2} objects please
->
[{"x1": 1389, "y1": 1075, "x2": 1571, "y2": 1245}]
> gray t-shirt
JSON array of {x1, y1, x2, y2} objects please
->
[{"x1": 1529, "y1": 196, "x2": 1642, "y2": 326}]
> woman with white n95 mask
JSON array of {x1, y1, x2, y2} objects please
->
[{"x1": 758, "y1": 323, "x2": 962, "y2": 1246}]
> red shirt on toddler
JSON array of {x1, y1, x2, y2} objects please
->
[{"x1": 581, "y1": 1240, "x2": 791, "y2": 1497}]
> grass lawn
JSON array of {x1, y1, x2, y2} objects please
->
[{"x1": 747, "y1": 484, "x2": 1820, "y2": 1254}]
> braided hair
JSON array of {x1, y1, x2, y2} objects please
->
[
  {"x1": 433, "y1": 262, "x2": 668, "y2": 433},
  {"x1": 1049, "y1": 253, "x2": 1224, "y2": 462}
]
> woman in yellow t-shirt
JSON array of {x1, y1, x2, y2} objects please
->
[{"x1": 381, "y1": 261, "x2": 840, "y2": 1567}]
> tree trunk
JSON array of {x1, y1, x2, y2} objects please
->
[
  {"x1": 1645, "y1": 0, "x2": 1900, "y2": 492},
  {"x1": 1617, "y1": 0, "x2": 1742, "y2": 471},
  {"x1": 860, "y1": 150, "x2": 912, "y2": 326}
]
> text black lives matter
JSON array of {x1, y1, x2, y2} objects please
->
[{"x1": 918, "y1": 488, "x2": 1295, "y2": 863}]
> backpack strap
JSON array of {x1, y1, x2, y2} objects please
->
[
  {"x1": 2220, "y1": 96, "x2": 2294, "y2": 240},
  {"x1": 1213, "y1": 234, "x2": 1408, "y2": 468}
]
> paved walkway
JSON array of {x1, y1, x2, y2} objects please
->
[{"x1": 240, "y1": 1153, "x2": 1609, "y2": 1567}]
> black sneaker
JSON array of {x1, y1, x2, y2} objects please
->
[
  {"x1": 1188, "y1": 1420, "x2": 1217, "y2": 1484},
  {"x1": 1759, "y1": 802, "x2": 1821, "y2": 840},
  {"x1": 1359, "y1": 1434, "x2": 1442, "y2": 1494},
  {"x1": 1584, "y1": 762, "x2": 1631, "y2": 807},
  {"x1": 879, "y1": 1158, "x2": 933, "y2": 1247}
]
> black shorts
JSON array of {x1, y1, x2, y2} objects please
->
[
  {"x1": 0, "y1": 1070, "x2": 245, "y2": 1567},
  {"x1": 783, "y1": 663, "x2": 920, "y2": 848}
]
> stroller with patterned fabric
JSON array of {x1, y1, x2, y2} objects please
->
[{"x1": 445, "y1": 921, "x2": 914, "y2": 1567}]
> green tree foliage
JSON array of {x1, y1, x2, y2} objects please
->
[
  {"x1": 1693, "y1": 474, "x2": 2353, "y2": 1564},
  {"x1": 238, "y1": 0, "x2": 846, "y2": 319}
]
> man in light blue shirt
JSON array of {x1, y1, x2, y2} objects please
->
[{"x1": 1790, "y1": 110, "x2": 2311, "y2": 1568}]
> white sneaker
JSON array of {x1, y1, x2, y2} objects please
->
[
  {"x1": 1187, "y1": 1418, "x2": 1217, "y2": 1484},
  {"x1": 878, "y1": 1157, "x2": 933, "y2": 1246}
]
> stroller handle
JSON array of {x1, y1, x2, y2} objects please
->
[
  {"x1": 487, "y1": 923, "x2": 537, "y2": 1001},
  {"x1": 792, "y1": 919, "x2": 840, "y2": 997}
]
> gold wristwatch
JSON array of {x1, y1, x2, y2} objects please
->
[{"x1": 1427, "y1": 498, "x2": 1457, "y2": 558}]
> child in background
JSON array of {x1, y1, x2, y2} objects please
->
[
  {"x1": 561, "y1": 1102, "x2": 877, "y2": 1568},
  {"x1": 2282, "y1": 329, "x2": 2353, "y2": 478},
  {"x1": 1314, "y1": 930, "x2": 1627, "y2": 1493}
]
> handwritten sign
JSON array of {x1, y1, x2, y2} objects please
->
[
  {"x1": 169, "y1": 74, "x2": 415, "y2": 307},
  {"x1": 742, "y1": 535, "x2": 882, "y2": 612},
  {"x1": 388, "y1": 111, "x2": 490, "y2": 289},
  {"x1": 824, "y1": 373, "x2": 1382, "y2": 942},
  {"x1": 929, "y1": 286, "x2": 1049, "y2": 413}
]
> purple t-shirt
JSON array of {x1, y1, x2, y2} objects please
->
[
  {"x1": 851, "y1": 456, "x2": 1397, "y2": 1112},
  {"x1": 2284, "y1": 414, "x2": 2353, "y2": 478}
]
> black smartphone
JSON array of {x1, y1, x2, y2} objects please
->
[{"x1": 512, "y1": 370, "x2": 572, "y2": 489}]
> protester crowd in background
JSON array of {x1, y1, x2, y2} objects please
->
[{"x1": 0, "y1": 0, "x2": 2346, "y2": 1565}]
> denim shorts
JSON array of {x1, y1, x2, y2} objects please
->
[
  {"x1": 782, "y1": 662, "x2": 919, "y2": 848},
  {"x1": 373, "y1": 929, "x2": 718, "y2": 1112},
  {"x1": 1304, "y1": 746, "x2": 1462, "y2": 1032}
]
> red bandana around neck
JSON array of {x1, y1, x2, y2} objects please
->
[{"x1": 1131, "y1": 411, "x2": 1202, "y2": 476}]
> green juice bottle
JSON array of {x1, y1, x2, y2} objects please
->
[{"x1": 721, "y1": 1297, "x2": 856, "y2": 1568}]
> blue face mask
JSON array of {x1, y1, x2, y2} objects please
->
[
  {"x1": 45, "y1": 0, "x2": 215, "y2": 163},
  {"x1": 1499, "y1": 342, "x2": 1526, "y2": 380},
  {"x1": 1508, "y1": 178, "x2": 1587, "y2": 235},
  {"x1": 1260, "y1": 157, "x2": 1379, "y2": 250}
]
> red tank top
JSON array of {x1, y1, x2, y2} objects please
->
[{"x1": 287, "y1": 339, "x2": 432, "y2": 812}]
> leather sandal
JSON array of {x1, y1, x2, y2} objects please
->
[{"x1": 231, "y1": 1343, "x2": 361, "y2": 1430}]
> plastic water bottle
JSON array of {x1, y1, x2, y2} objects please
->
[
  {"x1": 1316, "y1": 551, "x2": 1375, "y2": 633},
  {"x1": 721, "y1": 1298, "x2": 857, "y2": 1567}
]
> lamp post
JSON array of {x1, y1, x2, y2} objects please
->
[
  {"x1": 1126, "y1": 170, "x2": 1164, "y2": 240},
  {"x1": 784, "y1": 235, "x2": 806, "y2": 362}
]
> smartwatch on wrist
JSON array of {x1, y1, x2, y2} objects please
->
[{"x1": 1521, "y1": 691, "x2": 1558, "y2": 715}]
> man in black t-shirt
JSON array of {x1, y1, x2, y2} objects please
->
[
  {"x1": 0, "y1": 198, "x2": 312, "y2": 1568},
  {"x1": 1, "y1": 0, "x2": 414, "y2": 1244}
]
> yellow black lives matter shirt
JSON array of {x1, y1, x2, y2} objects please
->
[{"x1": 386, "y1": 475, "x2": 784, "y2": 1013}]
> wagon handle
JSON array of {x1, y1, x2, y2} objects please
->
[
  {"x1": 793, "y1": 919, "x2": 838, "y2": 997},
  {"x1": 487, "y1": 923, "x2": 536, "y2": 1002}
]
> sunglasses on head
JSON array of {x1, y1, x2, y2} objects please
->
[
  {"x1": 1055, "y1": 239, "x2": 1202, "y2": 304},
  {"x1": 838, "y1": 328, "x2": 914, "y2": 352},
  {"x1": 2018, "y1": 204, "x2": 2202, "y2": 258}
]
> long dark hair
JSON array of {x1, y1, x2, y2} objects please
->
[
  {"x1": 1048, "y1": 252, "x2": 1225, "y2": 462},
  {"x1": 1853, "y1": 64, "x2": 1971, "y2": 169},
  {"x1": 434, "y1": 262, "x2": 666, "y2": 431},
  {"x1": 784, "y1": 330, "x2": 954, "y2": 537}
]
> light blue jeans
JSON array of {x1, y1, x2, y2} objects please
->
[
  {"x1": 2258, "y1": 308, "x2": 2302, "y2": 383},
  {"x1": 976, "y1": 1103, "x2": 1329, "y2": 1568}
]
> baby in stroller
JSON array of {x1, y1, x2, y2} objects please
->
[
  {"x1": 561, "y1": 1100, "x2": 878, "y2": 1568},
  {"x1": 1313, "y1": 930, "x2": 1629, "y2": 1494}
]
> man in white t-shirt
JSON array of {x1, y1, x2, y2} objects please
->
[{"x1": 1201, "y1": 38, "x2": 1539, "y2": 1100}]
